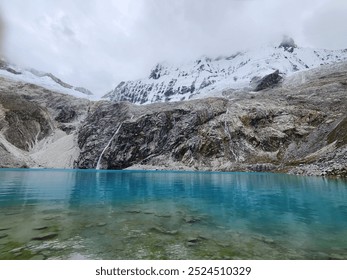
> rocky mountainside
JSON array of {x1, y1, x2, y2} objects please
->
[
  {"x1": 76, "y1": 61, "x2": 347, "y2": 177},
  {"x1": 103, "y1": 38, "x2": 347, "y2": 104},
  {"x1": 0, "y1": 59, "x2": 346, "y2": 177},
  {"x1": 0, "y1": 76, "x2": 91, "y2": 168},
  {"x1": 0, "y1": 60, "x2": 94, "y2": 98}
]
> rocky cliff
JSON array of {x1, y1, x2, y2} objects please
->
[
  {"x1": 76, "y1": 62, "x2": 347, "y2": 177},
  {"x1": 0, "y1": 76, "x2": 90, "y2": 168},
  {"x1": 1, "y1": 61, "x2": 346, "y2": 177}
]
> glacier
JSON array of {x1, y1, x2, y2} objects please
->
[{"x1": 103, "y1": 40, "x2": 347, "y2": 104}]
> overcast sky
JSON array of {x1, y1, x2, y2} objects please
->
[{"x1": 1, "y1": 0, "x2": 347, "y2": 96}]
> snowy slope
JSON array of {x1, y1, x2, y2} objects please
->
[
  {"x1": 0, "y1": 61, "x2": 94, "y2": 99},
  {"x1": 103, "y1": 40, "x2": 347, "y2": 104}
]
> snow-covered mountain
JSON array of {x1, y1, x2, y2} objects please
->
[
  {"x1": 0, "y1": 60, "x2": 94, "y2": 99},
  {"x1": 103, "y1": 38, "x2": 347, "y2": 104}
]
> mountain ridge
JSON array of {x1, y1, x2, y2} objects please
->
[
  {"x1": 0, "y1": 60, "x2": 346, "y2": 177},
  {"x1": 103, "y1": 39, "x2": 347, "y2": 104},
  {"x1": 0, "y1": 59, "x2": 94, "y2": 99}
]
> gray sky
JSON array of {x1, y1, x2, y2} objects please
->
[{"x1": 1, "y1": 0, "x2": 347, "y2": 96}]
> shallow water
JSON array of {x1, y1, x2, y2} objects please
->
[{"x1": 0, "y1": 169, "x2": 347, "y2": 260}]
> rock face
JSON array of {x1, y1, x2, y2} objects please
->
[
  {"x1": 76, "y1": 62, "x2": 347, "y2": 177},
  {"x1": 103, "y1": 44, "x2": 347, "y2": 104},
  {"x1": 0, "y1": 92, "x2": 53, "y2": 151},
  {"x1": 1, "y1": 60, "x2": 347, "y2": 178},
  {"x1": 0, "y1": 77, "x2": 90, "y2": 168},
  {"x1": 253, "y1": 70, "x2": 283, "y2": 91}
]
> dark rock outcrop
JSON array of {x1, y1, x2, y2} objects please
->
[
  {"x1": 76, "y1": 62, "x2": 347, "y2": 177},
  {"x1": 76, "y1": 98, "x2": 228, "y2": 169},
  {"x1": 253, "y1": 70, "x2": 283, "y2": 91},
  {"x1": 0, "y1": 92, "x2": 53, "y2": 151}
]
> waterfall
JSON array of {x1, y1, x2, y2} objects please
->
[{"x1": 96, "y1": 123, "x2": 123, "y2": 170}]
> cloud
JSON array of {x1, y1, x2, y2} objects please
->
[
  {"x1": 0, "y1": 0, "x2": 346, "y2": 96},
  {"x1": 303, "y1": 0, "x2": 347, "y2": 49}
]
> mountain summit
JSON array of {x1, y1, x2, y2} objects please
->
[
  {"x1": 279, "y1": 36, "x2": 297, "y2": 52},
  {"x1": 103, "y1": 40, "x2": 347, "y2": 104}
]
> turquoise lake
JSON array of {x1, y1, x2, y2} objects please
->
[{"x1": 0, "y1": 169, "x2": 347, "y2": 260}]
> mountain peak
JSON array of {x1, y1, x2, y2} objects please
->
[
  {"x1": 103, "y1": 44, "x2": 347, "y2": 104},
  {"x1": 279, "y1": 36, "x2": 297, "y2": 52}
]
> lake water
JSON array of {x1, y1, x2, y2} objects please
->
[{"x1": 0, "y1": 169, "x2": 347, "y2": 260}]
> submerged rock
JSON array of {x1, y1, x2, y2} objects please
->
[
  {"x1": 31, "y1": 232, "x2": 58, "y2": 241},
  {"x1": 187, "y1": 237, "x2": 201, "y2": 243},
  {"x1": 33, "y1": 226, "x2": 49, "y2": 231},
  {"x1": 0, "y1": 233, "x2": 8, "y2": 239},
  {"x1": 97, "y1": 222, "x2": 107, "y2": 227},
  {"x1": 150, "y1": 227, "x2": 178, "y2": 235},
  {"x1": 155, "y1": 214, "x2": 172, "y2": 218},
  {"x1": 125, "y1": 210, "x2": 142, "y2": 214},
  {"x1": 9, "y1": 247, "x2": 24, "y2": 253},
  {"x1": 184, "y1": 216, "x2": 201, "y2": 224}
]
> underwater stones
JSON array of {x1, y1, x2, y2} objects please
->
[
  {"x1": 43, "y1": 216, "x2": 60, "y2": 221},
  {"x1": 187, "y1": 237, "x2": 200, "y2": 243},
  {"x1": 33, "y1": 226, "x2": 49, "y2": 231},
  {"x1": 0, "y1": 233, "x2": 8, "y2": 239},
  {"x1": 198, "y1": 234, "x2": 209, "y2": 240},
  {"x1": 97, "y1": 222, "x2": 107, "y2": 227},
  {"x1": 186, "y1": 236, "x2": 205, "y2": 247},
  {"x1": 31, "y1": 232, "x2": 58, "y2": 241},
  {"x1": 216, "y1": 242, "x2": 232, "y2": 248},
  {"x1": 253, "y1": 235, "x2": 275, "y2": 244},
  {"x1": 186, "y1": 237, "x2": 200, "y2": 246},
  {"x1": 155, "y1": 214, "x2": 172, "y2": 218},
  {"x1": 184, "y1": 216, "x2": 201, "y2": 224},
  {"x1": 150, "y1": 227, "x2": 178, "y2": 235},
  {"x1": 9, "y1": 247, "x2": 24, "y2": 254},
  {"x1": 4, "y1": 212, "x2": 20, "y2": 216},
  {"x1": 125, "y1": 210, "x2": 141, "y2": 214}
]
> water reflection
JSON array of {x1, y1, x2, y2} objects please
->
[
  {"x1": 1, "y1": 169, "x2": 347, "y2": 230},
  {"x1": 1, "y1": 169, "x2": 347, "y2": 259}
]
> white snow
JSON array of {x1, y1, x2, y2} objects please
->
[
  {"x1": 0, "y1": 65, "x2": 98, "y2": 100},
  {"x1": 106, "y1": 45, "x2": 347, "y2": 104}
]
